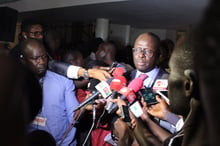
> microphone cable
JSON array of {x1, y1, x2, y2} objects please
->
[{"x1": 82, "y1": 104, "x2": 97, "y2": 146}]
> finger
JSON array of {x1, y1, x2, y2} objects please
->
[
  {"x1": 95, "y1": 99, "x2": 100, "y2": 104},
  {"x1": 108, "y1": 67, "x2": 115, "y2": 74},
  {"x1": 141, "y1": 97, "x2": 146, "y2": 105},
  {"x1": 156, "y1": 95, "x2": 162, "y2": 102},
  {"x1": 116, "y1": 109, "x2": 122, "y2": 117},
  {"x1": 109, "y1": 98, "x2": 118, "y2": 103},
  {"x1": 103, "y1": 71, "x2": 111, "y2": 79},
  {"x1": 99, "y1": 66, "x2": 110, "y2": 71}
]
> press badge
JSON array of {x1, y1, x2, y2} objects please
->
[{"x1": 33, "y1": 116, "x2": 46, "y2": 127}]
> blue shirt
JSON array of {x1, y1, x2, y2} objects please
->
[{"x1": 30, "y1": 70, "x2": 79, "y2": 146}]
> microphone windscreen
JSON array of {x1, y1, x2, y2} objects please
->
[
  {"x1": 112, "y1": 67, "x2": 125, "y2": 77},
  {"x1": 119, "y1": 87, "x2": 136, "y2": 103},
  {"x1": 110, "y1": 76, "x2": 127, "y2": 91},
  {"x1": 128, "y1": 78, "x2": 143, "y2": 92}
]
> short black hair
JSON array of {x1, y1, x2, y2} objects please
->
[{"x1": 21, "y1": 20, "x2": 42, "y2": 32}]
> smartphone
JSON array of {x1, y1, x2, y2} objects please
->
[
  {"x1": 109, "y1": 62, "x2": 118, "y2": 71},
  {"x1": 120, "y1": 105, "x2": 131, "y2": 124},
  {"x1": 139, "y1": 87, "x2": 158, "y2": 105}
]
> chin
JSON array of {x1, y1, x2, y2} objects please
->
[
  {"x1": 38, "y1": 71, "x2": 46, "y2": 78},
  {"x1": 136, "y1": 65, "x2": 146, "y2": 71}
]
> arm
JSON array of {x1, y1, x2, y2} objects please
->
[
  {"x1": 113, "y1": 118, "x2": 135, "y2": 146},
  {"x1": 111, "y1": 98, "x2": 162, "y2": 146},
  {"x1": 140, "y1": 108, "x2": 171, "y2": 142},
  {"x1": 74, "y1": 79, "x2": 89, "y2": 89},
  {"x1": 132, "y1": 116, "x2": 163, "y2": 146},
  {"x1": 64, "y1": 78, "x2": 79, "y2": 122},
  {"x1": 78, "y1": 68, "x2": 111, "y2": 81},
  {"x1": 48, "y1": 60, "x2": 111, "y2": 81},
  {"x1": 143, "y1": 96, "x2": 183, "y2": 133}
]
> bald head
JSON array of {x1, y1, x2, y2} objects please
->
[
  {"x1": 168, "y1": 35, "x2": 197, "y2": 117},
  {"x1": 20, "y1": 39, "x2": 48, "y2": 78},
  {"x1": 134, "y1": 32, "x2": 160, "y2": 52}
]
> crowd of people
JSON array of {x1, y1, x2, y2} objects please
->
[{"x1": 1, "y1": 0, "x2": 220, "y2": 145}]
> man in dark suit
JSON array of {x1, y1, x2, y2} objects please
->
[
  {"x1": 130, "y1": 32, "x2": 181, "y2": 135},
  {"x1": 130, "y1": 32, "x2": 168, "y2": 88}
]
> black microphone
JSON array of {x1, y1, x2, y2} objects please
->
[{"x1": 73, "y1": 77, "x2": 113, "y2": 112}]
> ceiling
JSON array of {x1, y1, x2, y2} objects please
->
[{"x1": 3, "y1": 0, "x2": 209, "y2": 29}]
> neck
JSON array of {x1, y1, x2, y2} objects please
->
[{"x1": 139, "y1": 66, "x2": 157, "y2": 73}]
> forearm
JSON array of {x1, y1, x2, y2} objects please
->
[
  {"x1": 134, "y1": 118, "x2": 162, "y2": 146},
  {"x1": 117, "y1": 133, "x2": 134, "y2": 146},
  {"x1": 143, "y1": 117, "x2": 171, "y2": 142}
]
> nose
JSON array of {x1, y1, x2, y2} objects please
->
[{"x1": 137, "y1": 50, "x2": 145, "y2": 58}]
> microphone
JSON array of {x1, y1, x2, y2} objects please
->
[
  {"x1": 88, "y1": 79, "x2": 100, "y2": 93},
  {"x1": 128, "y1": 74, "x2": 148, "y2": 92},
  {"x1": 106, "y1": 76, "x2": 127, "y2": 112},
  {"x1": 152, "y1": 79, "x2": 169, "y2": 104},
  {"x1": 107, "y1": 75, "x2": 146, "y2": 114},
  {"x1": 73, "y1": 78, "x2": 113, "y2": 112},
  {"x1": 112, "y1": 67, "x2": 125, "y2": 77}
]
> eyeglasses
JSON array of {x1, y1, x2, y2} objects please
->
[
  {"x1": 132, "y1": 48, "x2": 154, "y2": 58},
  {"x1": 29, "y1": 31, "x2": 44, "y2": 37}
]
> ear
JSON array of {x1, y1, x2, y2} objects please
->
[
  {"x1": 19, "y1": 54, "x2": 26, "y2": 64},
  {"x1": 184, "y1": 69, "x2": 196, "y2": 97}
]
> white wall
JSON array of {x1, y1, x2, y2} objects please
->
[
  {"x1": 109, "y1": 23, "x2": 177, "y2": 46},
  {"x1": 109, "y1": 24, "x2": 130, "y2": 45}
]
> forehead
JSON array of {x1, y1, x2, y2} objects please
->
[
  {"x1": 66, "y1": 52, "x2": 77, "y2": 59},
  {"x1": 29, "y1": 24, "x2": 43, "y2": 31},
  {"x1": 134, "y1": 34, "x2": 157, "y2": 49},
  {"x1": 24, "y1": 42, "x2": 46, "y2": 56},
  {"x1": 169, "y1": 51, "x2": 182, "y2": 76}
]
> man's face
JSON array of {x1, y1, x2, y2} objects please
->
[
  {"x1": 168, "y1": 53, "x2": 190, "y2": 116},
  {"x1": 25, "y1": 24, "x2": 44, "y2": 40},
  {"x1": 65, "y1": 52, "x2": 84, "y2": 66},
  {"x1": 133, "y1": 35, "x2": 158, "y2": 72},
  {"x1": 22, "y1": 42, "x2": 48, "y2": 78},
  {"x1": 95, "y1": 43, "x2": 106, "y2": 61}
]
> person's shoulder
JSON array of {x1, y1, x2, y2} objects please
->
[
  {"x1": 46, "y1": 70, "x2": 72, "y2": 82},
  {"x1": 129, "y1": 69, "x2": 137, "y2": 80},
  {"x1": 156, "y1": 67, "x2": 169, "y2": 79},
  {"x1": 118, "y1": 62, "x2": 134, "y2": 73},
  {"x1": 159, "y1": 67, "x2": 169, "y2": 75}
]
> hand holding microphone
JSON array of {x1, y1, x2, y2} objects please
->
[
  {"x1": 73, "y1": 77, "x2": 113, "y2": 112},
  {"x1": 107, "y1": 74, "x2": 148, "y2": 114},
  {"x1": 73, "y1": 67, "x2": 127, "y2": 112},
  {"x1": 106, "y1": 75, "x2": 127, "y2": 112}
]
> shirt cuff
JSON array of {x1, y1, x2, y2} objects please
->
[
  {"x1": 175, "y1": 118, "x2": 184, "y2": 132},
  {"x1": 67, "y1": 65, "x2": 81, "y2": 79},
  {"x1": 165, "y1": 111, "x2": 181, "y2": 126}
]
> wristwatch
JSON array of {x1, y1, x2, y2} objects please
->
[{"x1": 83, "y1": 69, "x2": 89, "y2": 80}]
